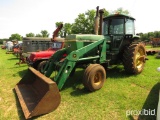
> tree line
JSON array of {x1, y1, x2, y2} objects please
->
[
  {"x1": 4, "y1": 8, "x2": 132, "y2": 41},
  {"x1": 8, "y1": 30, "x2": 49, "y2": 41},
  {"x1": 139, "y1": 31, "x2": 160, "y2": 41}
]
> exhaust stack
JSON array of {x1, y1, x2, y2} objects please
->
[
  {"x1": 94, "y1": 6, "x2": 99, "y2": 35},
  {"x1": 99, "y1": 9, "x2": 104, "y2": 35}
]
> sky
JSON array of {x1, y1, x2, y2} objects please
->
[{"x1": 0, "y1": 0, "x2": 160, "y2": 38}]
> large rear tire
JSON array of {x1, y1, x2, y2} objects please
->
[
  {"x1": 123, "y1": 43, "x2": 146, "y2": 74},
  {"x1": 83, "y1": 64, "x2": 106, "y2": 92}
]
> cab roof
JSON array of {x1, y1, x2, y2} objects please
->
[{"x1": 103, "y1": 14, "x2": 135, "y2": 20}]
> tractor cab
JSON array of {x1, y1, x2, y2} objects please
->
[
  {"x1": 103, "y1": 14, "x2": 135, "y2": 50},
  {"x1": 101, "y1": 14, "x2": 138, "y2": 64}
]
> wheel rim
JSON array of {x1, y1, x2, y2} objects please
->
[
  {"x1": 41, "y1": 64, "x2": 45, "y2": 72},
  {"x1": 39, "y1": 62, "x2": 47, "y2": 73},
  {"x1": 94, "y1": 71, "x2": 102, "y2": 86},
  {"x1": 135, "y1": 48, "x2": 145, "y2": 69}
]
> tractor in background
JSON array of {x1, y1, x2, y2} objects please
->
[
  {"x1": 27, "y1": 38, "x2": 65, "y2": 72},
  {"x1": 14, "y1": 6, "x2": 146, "y2": 119},
  {"x1": 16, "y1": 24, "x2": 64, "y2": 65},
  {"x1": 15, "y1": 37, "x2": 53, "y2": 65},
  {"x1": 26, "y1": 24, "x2": 66, "y2": 72}
]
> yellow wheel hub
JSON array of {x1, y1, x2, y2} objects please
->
[
  {"x1": 135, "y1": 48, "x2": 145, "y2": 69},
  {"x1": 94, "y1": 71, "x2": 101, "y2": 85}
]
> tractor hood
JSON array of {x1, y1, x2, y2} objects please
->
[
  {"x1": 65, "y1": 34, "x2": 105, "y2": 54},
  {"x1": 32, "y1": 50, "x2": 56, "y2": 56},
  {"x1": 65, "y1": 34, "x2": 105, "y2": 41},
  {"x1": 29, "y1": 49, "x2": 56, "y2": 62}
]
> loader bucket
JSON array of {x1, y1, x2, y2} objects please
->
[{"x1": 14, "y1": 67, "x2": 61, "y2": 119}]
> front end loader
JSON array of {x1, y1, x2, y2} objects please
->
[
  {"x1": 15, "y1": 67, "x2": 60, "y2": 119},
  {"x1": 14, "y1": 7, "x2": 147, "y2": 119}
]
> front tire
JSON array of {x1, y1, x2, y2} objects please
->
[
  {"x1": 37, "y1": 60, "x2": 47, "y2": 73},
  {"x1": 83, "y1": 64, "x2": 106, "y2": 92},
  {"x1": 123, "y1": 43, "x2": 146, "y2": 74}
]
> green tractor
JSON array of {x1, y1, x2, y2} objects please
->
[{"x1": 14, "y1": 7, "x2": 146, "y2": 119}]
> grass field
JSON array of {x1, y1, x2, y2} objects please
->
[{"x1": 0, "y1": 46, "x2": 160, "y2": 120}]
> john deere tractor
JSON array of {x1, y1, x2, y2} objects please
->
[{"x1": 14, "y1": 7, "x2": 146, "y2": 119}]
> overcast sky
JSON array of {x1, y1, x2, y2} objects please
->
[{"x1": 0, "y1": 0, "x2": 159, "y2": 38}]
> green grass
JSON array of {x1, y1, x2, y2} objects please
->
[
  {"x1": 146, "y1": 45, "x2": 160, "y2": 50},
  {"x1": 0, "y1": 47, "x2": 160, "y2": 120}
]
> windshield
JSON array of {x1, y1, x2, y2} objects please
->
[
  {"x1": 103, "y1": 19, "x2": 124, "y2": 35},
  {"x1": 52, "y1": 42, "x2": 62, "y2": 49}
]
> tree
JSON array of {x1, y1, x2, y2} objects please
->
[
  {"x1": 26, "y1": 32, "x2": 35, "y2": 37},
  {"x1": 111, "y1": 7, "x2": 129, "y2": 15},
  {"x1": 72, "y1": 9, "x2": 109, "y2": 34},
  {"x1": 139, "y1": 33, "x2": 148, "y2": 41},
  {"x1": 139, "y1": 31, "x2": 160, "y2": 41},
  {"x1": 148, "y1": 32, "x2": 154, "y2": 39},
  {"x1": 41, "y1": 30, "x2": 49, "y2": 37},
  {"x1": 35, "y1": 34, "x2": 42, "y2": 37},
  {"x1": 63, "y1": 23, "x2": 72, "y2": 37},
  {"x1": 55, "y1": 22, "x2": 72, "y2": 38},
  {"x1": 9, "y1": 33, "x2": 22, "y2": 41},
  {"x1": 103, "y1": 9, "x2": 109, "y2": 17},
  {"x1": 72, "y1": 12, "x2": 92, "y2": 34},
  {"x1": 153, "y1": 31, "x2": 160, "y2": 38}
]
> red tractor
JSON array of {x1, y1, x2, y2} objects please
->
[
  {"x1": 27, "y1": 24, "x2": 65, "y2": 72},
  {"x1": 27, "y1": 38, "x2": 65, "y2": 72}
]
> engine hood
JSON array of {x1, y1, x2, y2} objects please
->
[
  {"x1": 32, "y1": 50, "x2": 56, "y2": 57},
  {"x1": 29, "y1": 50, "x2": 56, "y2": 62}
]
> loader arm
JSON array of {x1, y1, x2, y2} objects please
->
[
  {"x1": 52, "y1": 38, "x2": 106, "y2": 90},
  {"x1": 44, "y1": 48, "x2": 67, "y2": 77},
  {"x1": 67, "y1": 38, "x2": 106, "y2": 62}
]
